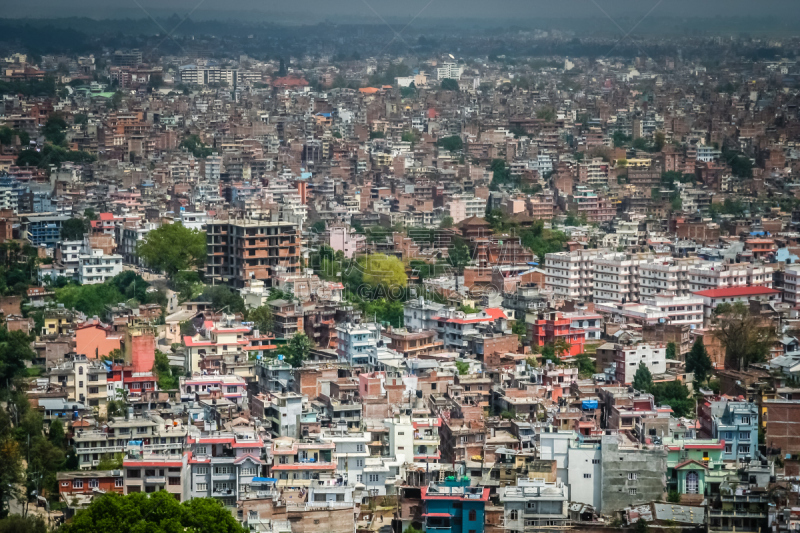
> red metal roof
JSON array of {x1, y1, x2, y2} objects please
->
[{"x1": 694, "y1": 286, "x2": 779, "y2": 298}]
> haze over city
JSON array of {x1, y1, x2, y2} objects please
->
[{"x1": 1, "y1": 1, "x2": 800, "y2": 533}]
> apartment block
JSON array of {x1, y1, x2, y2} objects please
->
[{"x1": 206, "y1": 218, "x2": 301, "y2": 288}]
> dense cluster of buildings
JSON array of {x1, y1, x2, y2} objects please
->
[{"x1": 5, "y1": 34, "x2": 800, "y2": 533}]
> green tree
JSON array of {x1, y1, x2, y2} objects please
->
[
  {"x1": 311, "y1": 220, "x2": 326, "y2": 234},
  {"x1": 43, "y1": 113, "x2": 68, "y2": 146},
  {"x1": 633, "y1": 362, "x2": 653, "y2": 392},
  {"x1": 440, "y1": 216, "x2": 454, "y2": 229},
  {"x1": 136, "y1": 223, "x2": 206, "y2": 278},
  {"x1": 97, "y1": 453, "x2": 124, "y2": 470},
  {"x1": 0, "y1": 514, "x2": 47, "y2": 533},
  {"x1": 536, "y1": 106, "x2": 556, "y2": 122},
  {"x1": 247, "y1": 306, "x2": 273, "y2": 335},
  {"x1": 437, "y1": 135, "x2": 463, "y2": 152},
  {"x1": 285, "y1": 333, "x2": 312, "y2": 368},
  {"x1": 106, "y1": 400, "x2": 124, "y2": 418},
  {"x1": 667, "y1": 490, "x2": 681, "y2": 503},
  {"x1": 198, "y1": 285, "x2": 245, "y2": 314},
  {"x1": 54, "y1": 283, "x2": 125, "y2": 317},
  {"x1": 0, "y1": 328, "x2": 36, "y2": 388},
  {"x1": 574, "y1": 353, "x2": 596, "y2": 378},
  {"x1": 666, "y1": 342, "x2": 677, "y2": 360},
  {"x1": 713, "y1": 302, "x2": 776, "y2": 371},
  {"x1": 179, "y1": 134, "x2": 213, "y2": 158},
  {"x1": 153, "y1": 351, "x2": 179, "y2": 390},
  {"x1": 358, "y1": 254, "x2": 407, "y2": 289},
  {"x1": 651, "y1": 380, "x2": 693, "y2": 418},
  {"x1": 440, "y1": 78, "x2": 459, "y2": 91},
  {"x1": 685, "y1": 338, "x2": 712, "y2": 383},
  {"x1": 0, "y1": 438, "x2": 23, "y2": 519},
  {"x1": 454, "y1": 361, "x2": 469, "y2": 375},
  {"x1": 61, "y1": 217, "x2": 88, "y2": 240},
  {"x1": 635, "y1": 518, "x2": 650, "y2": 533},
  {"x1": 447, "y1": 237, "x2": 471, "y2": 273},
  {"x1": 61, "y1": 490, "x2": 247, "y2": 533},
  {"x1": 48, "y1": 418, "x2": 65, "y2": 448}
]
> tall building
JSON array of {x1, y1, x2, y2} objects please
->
[{"x1": 206, "y1": 218, "x2": 300, "y2": 288}]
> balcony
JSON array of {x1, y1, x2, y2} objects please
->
[{"x1": 144, "y1": 476, "x2": 166, "y2": 484}]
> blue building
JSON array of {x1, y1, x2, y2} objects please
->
[
  {"x1": 421, "y1": 480, "x2": 488, "y2": 533},
  {"x1": 712, "y1": 400, "x2": 758, "y2": 462},
  {"x1": 23, "y1": 214, "x2": 71, "y2": 248}
]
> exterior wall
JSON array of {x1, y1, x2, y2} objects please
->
[
  {"x1": 75, "y1": 325, "x2": 122, "y2": 359},
  {"x1": 600, "y1": 435, "x2": 667, "y2": 513},
  {"x1": 764, "y1": 400, "x2": 800, "y2": 456},
  {"x1": 131, "y1": 333, "x2": 156, "y2": 373},
  {"x1": 566, "y1": 444, "x2": 602, "y2": 509}
]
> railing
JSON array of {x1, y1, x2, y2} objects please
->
[{"x1": 286, "y1": 502, "x2": 354, "y2": 511}]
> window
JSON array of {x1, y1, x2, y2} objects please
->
[
  {"x1": 738, "y1": 431, "x2": 750, "y2": 441},
  {"x1": 356, "y1": 475, "x2": 362, "y2": 483},
  {"x1": 227, "y1": 386, "x2": 237, "y2": 393},
  {"x1": 73, "y1": 480, "x2": 83, "y2": 489},
  {"x1": 468, "y1": 510, "x2": 477, "y2": 521},
  {"x1": 195, "y1": 446, "x2": 207, "y2": 455},
  {"x1": 628, "y1": 473, "x2": 637, "y2": 481},
  {"x1": 197, "y1": 483, "x2": 207, "y2": 491},
  {"x1": 241, "y1": 467, "x2": 255, "y2": 476},
  {"x1": 196, "y1": 467, "x2": 208, "y2": 475},
  {"x1": 509, "y1": 510, "x2": 518, "y2": 520},
  {"x1": 584, "y1": 473, "x2": 592, "y2": 479},
  {"x1": 629, "y1": 489, "x2": 637, "y2": 495},
  {"x1": 686, "y1": 471, "x2": 699, "y2": 494},
  {"x1": 89, "y1": 479, "x2": 99, "y2": 488},
  {"x1": 738, "y1": 445, "x2": 751, "y2": 454},
  {"x1": 115, "y1": 478, "x2": 123, "y2": 488},
  {"x1": 356, "y1": 459, "x2": 363, "y2": 468},
  {"x1": 128, "y1": 469, "x2": 140, "y2": 479},
  {"x1": 741, "y1": 416, "x2": 751, "y2": 425},
  {"x1": 356, "y1": 444, "x2": 364, "y2": 452},
  {"x1": 214, "y1": 466, "x2": 231, "y2": 475},
  {"x1": 592, "y1": 459, "x2": 600, "y2": 464},
  {"x1": 368, "y1": 474, "x2": 379, "y2": 483}
]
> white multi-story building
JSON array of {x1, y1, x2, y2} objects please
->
[
  {"x1": 545, "y1": 249, "x2": 606, "y2": 301},
  {"x1": 435, "y1": 62, "x2": 464, "y2": 80},
  {"x1": 614, "y1": 343, "x2": 667, "y2": 384},
  {"x1": 639, "y1": 259, "x2": 692, "y2": 297},
  {"x1": 784, "y1": 265, "x2": 800, "y2": 306},
  {"x1": 500, "y1": 478, "x2": 570, "y2": 533},
  {"x1": 687, "y1": 262, "x2": 773, "y2": 292},
  {"x1": 78, "y1": 248, "x2": 123, "y2": 285},
  {"x1": 180, "y1": 66, "x2": 238, "y2": 86},
  {"x1": 640, "y1": 293, "x2": 704, "y2": 328},
  {"x1": 445, "y1": 193, "x2": 486, "y2": 224},
  {"x1": 203, "y1": 154, "x2": 222, "y2": 181},
  {"x1": 592, "y1": 253, "x2": 643, "y2": 304}
]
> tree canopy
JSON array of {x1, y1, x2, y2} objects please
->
[
  {"x1": 61, "y1": 490, "x2": 247, "y2": 533},
  {"x1": 633, "y1": 362, "x2": 653, "y2": 392},
  {"x1": 136, "y1": 223, "x2": 206, "y2": 277},
  {"x1": 358, "y1": 253, "x2": 407, "y2": 290},
  {"x1": 284, "y1": 333, "x2": 312, "y2": 368},
  {"x1": 712, "y1": 301, "x2": 775, "y2": 371},
  {"x1": 685, "y1": 338, "x2": 712, "y2": 383}
]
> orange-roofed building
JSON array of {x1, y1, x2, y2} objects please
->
[
  {"x1": 359, "y1": 87, "x2": 380, "y2": 94},
  {"x1": 528, "y1": 311, "x2": 586, "y2": 357},
  {"x1": 75, "y1": 320, "x2": 122, "y2": 359}
]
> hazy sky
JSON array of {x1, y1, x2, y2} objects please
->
[{"x1": 4, "y1": 0, "x2": 800, "y2": 22}]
